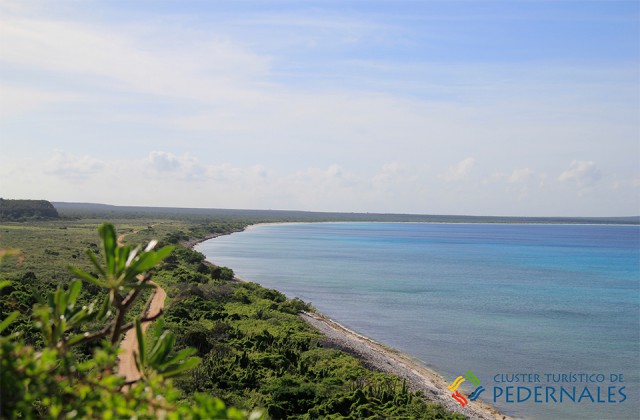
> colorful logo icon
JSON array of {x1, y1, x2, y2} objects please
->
[{"x1": 448, "y1": 370, "x2": 485, "y2": 407}]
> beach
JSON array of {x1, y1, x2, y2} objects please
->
[{"x1": 301, "y1": 311, "x2": 508, "y2": 420}]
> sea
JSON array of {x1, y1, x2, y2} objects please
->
[{"x1": 196, "y1": 222, "x2": 640, "y2": 419}]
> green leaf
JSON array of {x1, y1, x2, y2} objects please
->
[
  {"x1": 116, "y1": 245, "x2": 130, "y2": 274},
  {"x1": 133, "y1": 351, "x2": 143, "y2": 380},
  {"x1": 68, "y1": 307, "x2": 89, "y2": 325},
  {"x1": 129, "y1": 246, "x2": 173, "y2": 275},
  {"x1": 86, "y1": 249, "x2": 106, "y2": 277},
  {"x1": 160, "y1": 357, "x2": 200, "y2": 378},
  {"x1": 99, "y1": 223, "x2": 117, "y2": 275},
  {"x1": 47, "y1": 292, "x2": 55, "y2": 311},
  {"x1": 69, "y1": 266, "x2": 106, "y2": 289},
  {"x1": 159, "y1": 347, "x2": 197, "y2": 369},
  {"x1": 135, "y1": 319, "x2": 145, "y2": 366},
  {"x1": 67, "y1": 332, "x2": 88, "y2": 346},
  {"x1": 67, "y1": 280, "x2": 82, "y2": 307},
  {"x1": 154, "y1": 245, "x2": 174, "y2": 262},
  {"x1": 54, "y1": 288, "x2": 67, "y2": 317},
  {"x1": 53, "y1": 314, "x2": 64, "y2": 342},
  {"x1": 149, "y1": 331, "x2": 175, "y2": 366},
  {"x1": 127, "y1": 253, "x2": 156, "y2": 275},
  {"x1": 0, "y1": 280, "x2": 11, "y2": 291},
  {"x1": 97, "y1": 294, "x2": 112, "y2": 321},
  {"x1": 152, "y1": 317, "x2": 164, "y2": 340},
  {"x1": 0, "y1": 311, "x2": 19, "y2": 333}
]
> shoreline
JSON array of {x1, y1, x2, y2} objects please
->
[
  {"x1": 190, "y1": 224, "x2": 511, "y2": 419},
  {"x1": 301, "y1": 311, "x2": 509, "y2": 420}
]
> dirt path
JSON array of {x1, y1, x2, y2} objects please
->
[{"x1": 117, "y1": 282, "x2": 167, "y2": 382}]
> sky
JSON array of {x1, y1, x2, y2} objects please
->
[{"x1": 0, "y1": 0, "x2": 638, "y2": 217}]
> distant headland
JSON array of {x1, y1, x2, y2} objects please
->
[{"x1": 0, "y1": 198, "x2": 59, "y2": 221}]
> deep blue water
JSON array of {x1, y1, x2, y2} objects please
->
[{"x1": 196, "y1": 223, "x2": 640, "y2": 419}]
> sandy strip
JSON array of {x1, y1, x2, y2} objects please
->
[{"x1": 301, "y1": 311, "x2": 509, "y2": 420}]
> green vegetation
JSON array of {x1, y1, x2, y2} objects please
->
[
  {"x1": 0, "y1": 223, "x2": 252, "y2": 419},
  {"x1": 0, "y1": 198, "x2": 59, "y2": 221},
  {"x1": 1, "y1": 211, "x2": 465, "y2": 419}
]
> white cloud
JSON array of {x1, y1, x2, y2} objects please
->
[
  {"x1": 509, "y1": 168, "x2": 533, "y2": 183},
  {"x1": 0, "y1": 14, "x2": 270, "y2": 111},
  {"x1": 144, "y1": 151, "x2": 208, "y2": 181},
  {"x1": 291, "y1": 164, "x2": 356, "y2": 190},
  {"x1": 488, "y1": 167, "x2": 534, "y2": 185},
  {"x1": 558, "y1": 160, "x2": 601, "y2": 187},
  {"x1": 146, "y1": 151, "x2": 183, "y2": 172},
  {"x1": 44, "y1": 151, "x2": 105, "y2": 180},
  {"x1": 439, "y1": 158, "x2": 475, "y2": 182},
  {"x1": 372, "y1": 162, "x2": 402, "y2": 190}
]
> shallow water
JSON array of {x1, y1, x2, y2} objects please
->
[{"x1": 196, "y1": 222, "x2": 640, "y2": 419}]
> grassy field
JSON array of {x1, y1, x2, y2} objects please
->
[{"x1": 0, "y1": 217, "x2": 242, "y2": 284}]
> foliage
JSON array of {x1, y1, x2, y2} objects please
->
[
  {"x1": 0, "y1": 224, "x2": 258, "y2": 419},
  {"x1": 0, "y1": 198, "x2": 59, "y2": 221}
]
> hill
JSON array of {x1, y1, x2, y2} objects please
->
[{"x1": 0, "y1": 199, "x2": 59, "y2": 221}]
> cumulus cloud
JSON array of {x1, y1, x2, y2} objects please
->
[
  {"x1": 145, "y1": 151, "x2": 205, "y2": 180},
  {"x1": 45, "y1": 151, "x2": 105, "y2": 180},
  {"x1": 508, "y1": 168, "x2": 533, "y2": 183},
  {"x1": 291, "y1": 164, "x2": 356, "y2": 189},
  {"x1": 372, "y1": 162, "x2": 402, "y2": 190},
  {"x1": 558, "y1": 160, "x2": 601, "y2": 187},
  {"x1": 439, "y1": 158, "x2": 475, "y2": 182},
  {"x1": 146, "y1": 151, "x2": 184, "y2": 172}
]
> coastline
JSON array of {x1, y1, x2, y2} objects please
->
[
  {"x1": 191, "y1": 225, "x2": 510, "y2": 420},
  {"x1": 183, "y1": 231, "x2": 230, "y2": 248},
  {"x1": 301, "y1": 311, "x2": 509, "y2": 420}
]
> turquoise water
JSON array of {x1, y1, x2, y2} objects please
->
[{"x1": 196, "y1": 223, "x2": 640, "y2": 419}]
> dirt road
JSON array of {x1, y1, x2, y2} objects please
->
[{"x1": 117, "y1": 282, "x2": 167, "y2": 382}]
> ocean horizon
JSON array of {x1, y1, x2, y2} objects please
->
[{"x1": 196, "y1": 222, "x2": 640, "y2": 419}]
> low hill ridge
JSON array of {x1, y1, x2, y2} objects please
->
[{"x1": 0, "y1": 198, "x2": 59, "y2": 221}]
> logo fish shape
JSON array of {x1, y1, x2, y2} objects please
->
[
  {"x1": 448, "y1": 375, "x2": 466, "y2": 392},
  {"x1": 452, "y1": 390, "x2": 468, "y2": 407},
  {"x1": 465, "y1": 370, "x2": 481, "y2": 387},
  {"x1": 468, "y1": 386, "x2": 485, "y2": 401}
]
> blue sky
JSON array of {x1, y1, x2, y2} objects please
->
[{"x1": 1, "y1": 0, "x2": 638, "y2": 216}]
